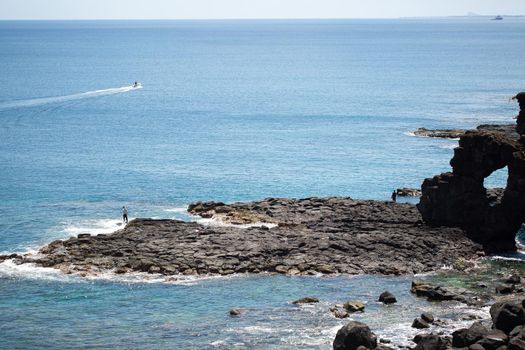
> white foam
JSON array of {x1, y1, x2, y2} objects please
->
[
  {"x1": 0, "y1": 256, "x2": 254, "y2": 285},
  {"x1": 404, "y1": 131, "x2": 416, "y2": 137},
  {"x1": 195, "y1": 216, "x2": 278, "y2": 229},
  {"x1": 439, "y1": 143, "x2": 458, "y2": 149},
  {"x1": 61, "y1": 218, "x2": 127, "y2": 237},
  {"x1": 163, "y1": 207, "x2": 188, "y2": 213},
  {"x1": 0, "y1": 259, "x2": 72, "y2": 282},
  {"x1": 491, "y1": 255, "x2": 525, "y2": 262},
  {"x1": 0, "y1": 85, "x2": 142, "y2": 111}
]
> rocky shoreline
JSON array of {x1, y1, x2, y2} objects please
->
[
  {"x1": 1, "y1": 94, "x2": 524, "y2": 349},
  {"x1": 1, "y1": 197, "x2": 484, "y2": 277},
  {"x1": 331, "y1": 274, "x2": 525, "y2": 350}
]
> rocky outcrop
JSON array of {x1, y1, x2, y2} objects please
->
[
  {"x1": 419, "y1": 95, "x2": 525, "y2": 252},
  {"x1": 10, "y1": 197, "x2": 483, "y2": 277},
  {"x1": 514, "y1": 92, "x2": 525, "y2": 135},
  {"x1": 413, "y1": 127, "x2": 467, "y2": 139},
  {"x1": 395, "y1": 188, "x2": 421, "y2": 197}
]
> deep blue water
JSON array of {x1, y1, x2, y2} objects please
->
[{"x1": 0, "y1": 18, "x2": 524, "y2": 348}]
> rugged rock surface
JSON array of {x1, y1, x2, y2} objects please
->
[
  {"x1": 7, "y1": 197, "x2": 484, "y2": 277},
  {"x1": 413, "y1": 334, "x2": 450, "y2": 350},
  {"x1": 514, "y1": 92, "x2": 525, "y2": 135},
  {"x1": 418, "y1": 97, "x2": 525, "y2": 253},
  {"x1": 445, "y1": 299, "x2": 525, "y2": 350},
  {"x1": 333, "y1": 321, "x2": 378, "y2": 350},
  {"x1": 378, "y1": 291, "x2": 397, "y2": 304},
  {"x1": 410, "y1": 279, "x2": 486, "y2": 305},
  {"x1": 292, "y1": 297, "x2": 319, "y2": 304},
  {"x1": 395, "y1": 188, "x2": 421, "y2": 197},
  {"x1": 413, "y1": 127, "x2": 467, "y2": 139}
]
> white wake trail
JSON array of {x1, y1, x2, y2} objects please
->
[{"x1": 0, "y1": 85, "x2": 142, "y2": 111}]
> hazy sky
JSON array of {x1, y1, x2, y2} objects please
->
[{"x1": 1, "y1": 0, "x2": 524, "y2": 20}]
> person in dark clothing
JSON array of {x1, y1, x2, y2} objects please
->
[
  {"x1": 391, "y1": 190, "x2": 397, "y2": 202},
  {"x1": 122, "y1": 206, "x2": 128, "y2": 224}
]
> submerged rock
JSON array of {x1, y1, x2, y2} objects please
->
[
  {"x1": 412, "y1": 317, "x2": 430, "y2": 329},
  {"x1": 378, "y1": 291, "x2": 397, "y2": 304},
  {"x1": 331, "y1": 306, "x2": 350, "y2": 319},
  {"x1": 292, "y1": 297, "x2": 319, "y2": 305},
  {"x1": 344, "y1": 301, "x2": 365, "y2": 313},
  {"x1": 333, "y1": 321, "x2": 377, "y2": 350},
  {"x1": 229, "y1": 309, "x2": 243, "y2": 316}
]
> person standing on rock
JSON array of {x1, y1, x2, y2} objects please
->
[
  {"x1": 391, "y1": 190, "x2": 397, "y2": 202},
  {"x1": 122, "y1": 206, "x2": 128, "y2": 224}
]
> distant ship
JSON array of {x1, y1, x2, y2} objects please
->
[{"x1": 492, "y1": 15, "x2": 503, "y2": 20}]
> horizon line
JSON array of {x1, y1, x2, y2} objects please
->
[{"x1": 1, "y1": 14, "x2": 524, "y2": 21}]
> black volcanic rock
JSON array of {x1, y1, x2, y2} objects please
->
[
  {"x1": 413, "y1": 127, "x2": 467, "y2": 139},
  {"x1": 490, "y1": 300, "x2": 525, "y2": 334},
  {"x1": 378, "y1": 291, "x2": 397, "y2": 304},
  {"x1": 333, "y1": 321, "x2": 377, "y2": 350},
  {"x1": 513, "y1": 92, "x2": 525, "y2": 135},
  {"x1": 11, "y1": 197, "x2": 483, "y2": 277},
  {"x1": 418, "y1": 99, "x2": 525, "y2": 253}
]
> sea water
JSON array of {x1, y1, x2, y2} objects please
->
[{"x1": 0, "y1": 18, "x2": 524, "y2": 348}]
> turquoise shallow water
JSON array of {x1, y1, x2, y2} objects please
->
[{"x1": 0, "y1": 18, "x2": 524, "y2": 348}]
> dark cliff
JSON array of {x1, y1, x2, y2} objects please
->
[{"x1": 418, "y1": 93, "x2": 525, "y2": 253}]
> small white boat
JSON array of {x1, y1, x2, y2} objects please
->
[{"x1": 492, "y1": 15, "x2": 503, "y2": 20}]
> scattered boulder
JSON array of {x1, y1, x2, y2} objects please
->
[
  {"x1": 413, "y1": 334, "x2": 450, "y2": 350},
  {"x1": 229, "y1": 309, "x2": 243, "y2": 316},
  {"x1": 469, "y1": 344, "x2": 485, "y2": 350},
  {"x1": 334, "y1": 311, "x2": 349, "y2": 319},
  {"x1": 412, "y1": 317, "x2": 430, "y2": 329},
  {"x1": 343, "y1": 301, "x2": 365, "y2": 313},
  {"x1": 333, "y1": 321, "x2": 378, "y2": 350},
  {"x1": 331, "y1": 307, "x2": 350, "y2": 319},
  {"x1": 496, "y1": 284, "x2": 516, "y2": 295},
  {"x1": 292, "y1": 297, "x2": 319, "y2": 305},
  {"x1": 378, "y1": 291, "x2": 397, "y2": 304},
  {"x1": 490, "y1": 301, "x2": 525, "y2": 334},
  {"x1": 411, "y1": 280, "x2": 433, "y2": 296},
  {"x1": 452, "y1": 321, "x2": 490, "y2": 347},
  {"x1": 475, "y1": 329, "x2": 508, "y2": 350},
  {"x1": 421, "y1": 313, "x2": 435, "y2": 324},
  {"x1": 507, "y1": 275, "x2": 522, "y2": 285}
]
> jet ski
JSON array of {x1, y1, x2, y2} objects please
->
[{"x1": 132, "y1": 82, "x2": 142, "y2": 88}]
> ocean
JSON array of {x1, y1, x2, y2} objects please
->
[{"x1": 0, "y1": 18, "x2": 524, "y2": 349}]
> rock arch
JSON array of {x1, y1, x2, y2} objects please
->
[{"x1": 418, "y1": 93, "x2": 525, "y2": 252}]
